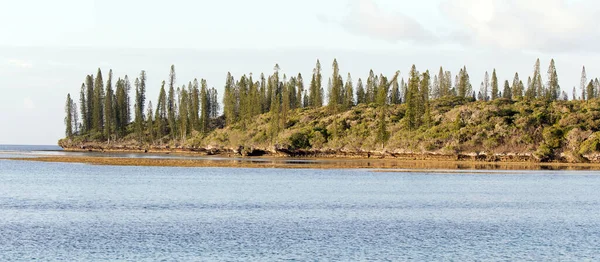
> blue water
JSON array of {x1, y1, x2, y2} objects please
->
[{"x1": 0, "y1": 147, "x2": 600, "y2": 260}]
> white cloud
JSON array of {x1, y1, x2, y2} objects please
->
[
  {"x1": 338, "y1": 0, "x2": 437, "y2": 44},
  {"x1": 23, "y1": 97, "x2": 35, "y2": 110},
  {"x1": 7, "y1": 59, "x2": 33, "y2": 69},
  {"x1": 440, "y1": 0, "x2": 600, "y2": 53}
]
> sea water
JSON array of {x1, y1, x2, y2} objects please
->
[{"x1": 0, "y1": 147, "x2": 599, "y2": 260}]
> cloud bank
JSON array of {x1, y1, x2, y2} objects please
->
[{"x1": 328, "y1": 0, "x2": 600, "y2": 53}]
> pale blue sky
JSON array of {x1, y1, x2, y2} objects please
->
[{"x1": 2, "y1": 0, "x2": 600, "y2": 144}]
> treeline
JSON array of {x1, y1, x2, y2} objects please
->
[
  {"x1": 65, "y1": 65, "x2": 219, "y2": 143},
  {"x1": 64, "y1": 58, "x2": 600, "y2": 145}
]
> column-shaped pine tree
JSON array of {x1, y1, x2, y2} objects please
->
[
  {"x1": 491, "y1": 69, "x2": 499, "y2": 100},
  {"x1": 65, "y1": 93, "x2": 74, "y2": 138}
]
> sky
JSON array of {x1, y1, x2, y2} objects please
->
[{"x1": 2, "y1": 0, "x2": 600, "y2": 145}]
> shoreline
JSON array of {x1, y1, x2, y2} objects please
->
[{"x1": 6, "y1": 152, "x2": 600, "y2": 170}]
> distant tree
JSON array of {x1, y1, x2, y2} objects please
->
[
  {"x1": 179, "y1": 87, "x2": 189, "y2": 141},
  {"x1": 587, "y1": 80, "x2": 595, "y2": 100},
  {"x1": 356, "y1": 78, "x2": 365, "y2": 104},
  {"x1": 65, "y1": 93, "x2": 74, "y2": 138},
  {"x1": 191, "y1": 79, "x2": 200, "y2": 130},
  {"x1": 92, "y1": 69, "x2": 105, "y2": 134},
  {"x1": 375, "y1": 106, "x2": 389, "y2": 149},
  {"x1": 502, "y1": 80, "x2": 512, "y2": 99},
  {"x1": 390, "y1": 76, "x2": 401, "y2": 104},
  {"x1": 581, "y1": 66, "x2": 587, "y2": 100},
  {"x1": 168, "y1": 65, "x2": 177, "y2": 138},
  {"x1": 328, "y1": 59, "x2": 342, "y2": 113},
  {"x1": 366, "y1": 70, "x2": 376, "y2": 104},
  {"x1": 420, "y1": 70, "x2": 431, "y2": 127},
  {"x1": 525, "y1": 76, "x2": 535, "y2": 99},
  {"x1": 123, "y1": 75, "x2": 132, "y2": 124},
  {"x1": 199, "y1": 79, "x2": 209, "y2": 135},
  {"x1": 547, "y1": 59, "x2": 560, "y2": 100},
  {"x1": 343, "y1": 73, "x2": 354, "y2": 110},
  {"x1": 147, "y1": 101, "x2": 154, "y2": 144},
  {"x1": 531, "y1": 58, "x2": 543, "y2": 98},
  {"x1": 85, "y1": 74, "x2": 94, "y2": 133},
  {"x1": 376, "y1": 75, "x2": 389, "y2": 107},
  {"x1": 137, "y1": 70, "x2": 147, "y2": 119},
  {"x1": 296, "y1": 73, "x2": 304, "y2": 109},
  {"x1": 512, "y1": 73, "x2": 522, "y2": 99},
  {"x1": 481, "y1": 71, "x2": 489, "y2": 101},
  {"x1": 134, "y1": 78, "x2": 144, "y2": 142},
  {"x1": 104, "y1": 69, "x2": 114, "y2": 140},
  {"x1": 79, "y1": 84, "x2": 87, "y2": 133},
  {"x1": 309, "y1": 59, "x2": 323, "y2": 107},
  {"x1": 457, "y1": 66, "x2": 472, "y2": 98},
  {"x1": 405, "y1": 65, "x2": 420, "y2": 130},
  {"x1": 491, "y1": 69, "x2": 499, "y2": 100}
]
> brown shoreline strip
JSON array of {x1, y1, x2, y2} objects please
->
[{"x1": 4, "y1": 155, "x2": 600, "y2": 171}]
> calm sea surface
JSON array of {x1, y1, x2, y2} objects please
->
[{"x1": 1, "y1": 145, "x2": 599, "y2": 261}]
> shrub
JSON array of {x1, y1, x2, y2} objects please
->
[{"x1": 289, "y1": 131, "x2": 311, "y2": 150}]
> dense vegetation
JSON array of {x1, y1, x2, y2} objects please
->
[{"x1": 61, "y1": 59, "x2": 600, "y2": 162}]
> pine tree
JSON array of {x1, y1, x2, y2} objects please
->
[
  {"x1": 375, "y1": 106, "x2": 389, "y2": 149},
  {"x1": 390, "y1": 76, "x2": 401, "y2": 104},
  {"x1": 491, "y1": 69, "x2": 499, "y2": 100},
  {"x1": 155, "y1": 82, "x2": 167, "y2": 139},
  {"x1": 526, "y1": 76, "x2": 535, "y2": 99},
  {"x1": 281, "y1": 77, "x2": 290, "y2": 128},
  {"x1": 343, "y1": 73, "x2": 354, "y2": 110},
  {"x1": 209, "y1": 87, "x2": 219, "y2": 119},
  {"x1": 480, "y1": 71, "x2": 489, "y2": 101},
  {"x1": 168, "y1": 65, "x2": 177, "y2": 138},
  {"x1": 179, "y1": 87, "x2": 189, "y2": 141},
  {"x1": 328, "y1": 59, "x2": 341, "y2": 113},
  {"x1": 432, "y1": 75, "x2": 440, "y2": 99},
  {"x1": 376, "y1": 75, "x2": 389, "y2": 107},
  {"x1": 147, "y1": 101, "x2": 154, "y2": 144},
  {"x1": 85, "y1": 74, "x2": 94, "y2": 133},
  {"x1": 92, "y1": 69, "x2": 104, "y2": 134},
  {"x1": 296, "y1": 73, "x2": 304, "y2": 109},
  {"x1": 547, "y1": 59, "x2": 560, "y2": 100},
  {"x1": 532, "y1": 58, "x2": 543, "y2": 98},
  {"x1": 199, "y1": 79, "x2": 209, "y2": 135},
  {"x1": 104, "y1": 69, "x2": 114, "y2": 140},
  {"x1": 79, "y1": 84, "x2": 87, "y2": 133},
  {"x1": 260, "y1": 73, "x2": 268, "y2": 113},
  {"x1": 502, "y1": 80, "x2": 512, "y2": 99},
  {"x1": 420, "y1": 70, "x2": 431, "y2": 127},
  {"x1": 72, "y1": 101, "x2": 79, "y2": 135},
  {"x1": 581, "y1": 66, "x2": 587, "y2": 100},
  {"x1": 444, "y1": 71, "x2": 454, "y2": 96},
  {"x1": 356, "y1": 78, "x2": 365, "y2": 104},
  {"x1": 457, "y1": 67, "x2": 472, "y2": 98},
  {"x1": 123, "y1": 75, "x2": 132, "y2": 125},
  {"x1": 512, "y1": 73, "x2": 522, "y2": 99},
  {"x1": 309, "y1": 59, "x2": 323, "y2": 107},
  {"x1": 587, "y1": 80, "x2": 595, "y2": 100},
  {"x1": 191, "y1": 79, "x2": 200, "y2": 130},
  {"x1": 366, "y1": 70, "x2": 375, "y2": 104},
  {"x1": 65, "y1": 93, "x2": 74, "y2": 138},
  {"x1": 405, "y1": 65, "x2": 420, "y2": 130},
  {"x1": 438, "y1": 67, "x2": 448, "y2": 97},
  {"x1": 134, "y1": 78, "x2": 144, "y2": 142}
]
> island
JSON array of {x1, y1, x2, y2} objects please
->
[{"x1": 56, "y1": 59, "x2": 600, "y2": 167}]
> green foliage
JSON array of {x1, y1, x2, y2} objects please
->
[{"x1": 289, "y1": 131, "x2": 311, "y2": 150}]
